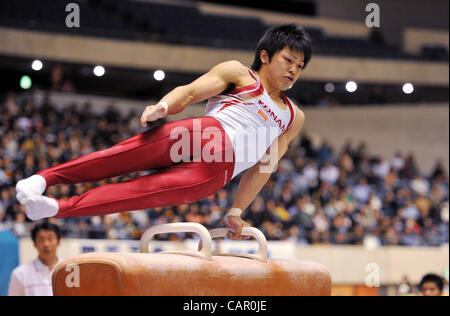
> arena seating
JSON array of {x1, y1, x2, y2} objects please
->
[
  {"x1": 0, "y1": 0, "x2": 446, "y2": 60},
  {"x1": 0, "y1": 92, "x2": 448, "y2": 247}
]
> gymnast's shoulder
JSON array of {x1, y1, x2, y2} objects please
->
[{"x1": 208, "y1": 60, "x2": 249, "y2": 79}]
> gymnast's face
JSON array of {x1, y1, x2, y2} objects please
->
[{"x1": 261, "y1": 46, "x2": 305, "y2": 91}]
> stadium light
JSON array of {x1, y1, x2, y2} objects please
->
[
  {"x1": 402, "y1": 83, "x2": 414, "y2": 94},
  {"x1": 93, "y1": 66, "x2": 105, "y2": 77},
  {"x1": 324, "y1": 83, "x2": 335, "y2": 93},
  {"x1": 346, "y1": 81, "x2": 358, "y2": 93},
  {"x1": 153, "y1": 70, "x2": 165, "y2": 81},
  {"x1": 31, "y1": 60, "x2": 43, "y2": 71},
  {"x1": 20, "y1": 75, "x2": 32, "y2": 89}
]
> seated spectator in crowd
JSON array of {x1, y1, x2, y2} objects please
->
[
  {"x1": 353, "y1": 178, "x2": 372, "y2": 204},
  {"x1": 319, "y1": 160, "x2": 340, "y2": 185}
]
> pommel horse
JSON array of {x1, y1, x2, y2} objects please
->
[{"x1": 52, "y1": 223, "x2": 332, "y2": 296}]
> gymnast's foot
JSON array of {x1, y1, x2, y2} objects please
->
[
  {"x1": 15, "y1": 175, "x2": 47, "y2": 205},
  {"x1": 25, "y1": 195, "x2": 59, "y2": 220}
]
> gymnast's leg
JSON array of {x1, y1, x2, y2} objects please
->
[
  {"x1": 18, "y1": 116, "x2": 235, "y2": 219},
  {"x1": 38, "y1": 118, "x2": 202, "y2": 188},
  {"x1": 15, "y1": 117, "x2": 217, "y2": 203},
  {"x1": 53, "y1": 158, "x2": 234, "y2": 218}
]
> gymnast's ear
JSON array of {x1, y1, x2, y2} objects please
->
[{"x1": 259, "y1": 50, "x2": 270, "y2": 65}]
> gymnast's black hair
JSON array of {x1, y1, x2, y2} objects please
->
[
  {"x1": 31, "y1": 220, "x2": 61, "y2": 242},
  {"x1": 251, "y1": 23, "x2": 312, "y2": 71}
]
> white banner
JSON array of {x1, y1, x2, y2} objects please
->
[{"x1": 19, "y1": 238, "x2": 297, "y2": 264}]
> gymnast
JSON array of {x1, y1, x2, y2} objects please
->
[{"x1": 15, "y1": 24, "x2": 311, "y2": 240}]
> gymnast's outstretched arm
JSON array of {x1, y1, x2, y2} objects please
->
[
  {"x1": 140, "y1": 60, "x2": 248, "y2": 127},
  {"x1": 226, "y1": 108, "x2": 305, "y2": 239}
]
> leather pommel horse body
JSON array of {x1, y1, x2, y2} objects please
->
[{"x1": 52, "y1": 223, "x2": 332, "y2": 296}]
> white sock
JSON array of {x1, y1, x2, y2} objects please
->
[
  {"x1": 16, "y1": 175, "x2": 47, "y2": 205},
  {"x1": 25, "y1": 195, "x2": 59, "y2": 220}
]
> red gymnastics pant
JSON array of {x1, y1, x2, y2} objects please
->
[{"x1": 36, "y1": 117, "x2": 235, "y2": 218}]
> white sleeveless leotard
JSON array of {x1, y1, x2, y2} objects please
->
[{"x1": 205, "y1": 69, "x2": 297, "y2": 180}]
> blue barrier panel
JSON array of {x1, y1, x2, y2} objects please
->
[{"x1": 0, "y1": 230, "x2": 19, "y2": 296}]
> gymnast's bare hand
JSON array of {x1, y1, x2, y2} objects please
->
[
  {"x1": 225, "y1": 216, "x2": 251, "y2": 240},
  {"x1": 140, "y1": 103, "x2": 168, "y2": 127}
]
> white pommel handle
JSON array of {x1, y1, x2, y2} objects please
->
[
  {"x1": 140, "y1": 223, "x2": 213, "y2": 260},
  {"x1": 208, "y1": 227, "x2": 268, "y2": 262}
]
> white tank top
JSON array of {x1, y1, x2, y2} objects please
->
[{"x1": 205, "y1": 68, "x2": 297, "y2": 180}]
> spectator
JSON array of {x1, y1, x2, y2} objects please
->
[
  {"x1": 358, "y1": 205, "x2": 379, "y2": 231},
  {"x1": 410, "y1": 175, "x2": 430, "y2": 196},
  {"x1": 436, "y1": 202, "x2": 449, "y2": 245},
  {"x1": 400, "y1": 200, "x2": 420, "y2": 220},
  {"x1": 390, "y1": 151, "x2": 405, "y2": 172},
  {"x1": 272, "y1": 202, "x2": 291, "y2": 224},
  {"x1": 292, "y1": 201, "x2": 314, "y2": 234},
  {"x1": 303, "y1": 161, "x2": 319, "y2": 187},
  {"x1": 12, "y1": 212, "x2": 27, "y2": 237},
  {"x1": 216, "y1": 189, "x2": 231, "y2": 209},
  {"x1": 353, "y1": 178, "x2": 372, "y2": 204},
  {"x1": 396, "y1": 275, "x2": 416, "y2": 296},
  {"x1": 419, "y1": 274, "x2": 444, "y2": 296},
  {"x1": 0, "y1": 158, "x2": 10, "y2": 185},
  {"x1": 382, "y1": 227, "x2": 400, "y2": 245},
  {"x1": 338, "y1": 153, "x2": 354, "y2": 175},
  {"x1": 316, "y1": 139, "x2": 334, "y2": 164},
  {"x1": 401, "y1": 154, "x2": 419, "y2": 179},
  {"x1": 0, "y1": 204, "x2": 8, "y2": 231},
  {"x1": 8, "y1": 221, "x2": 63, "y2": 296},
  {"x1": 349, "y1": 224, "x2": 365, "y2": 245},
  {"x1": 312, "y1": 208, "x2": 330, "y2": 234},
  {"x1": 319, "y1": 161, "x2": 340, "y2": 185},
  {"x1": 431, "y1": 159, "x2": 446, "y2": 180},
  {"x1": 299, "y1": 131, "x2": 315, "y2": 159},
  {"x1": 373, "y1": 158, "x2": 390, "y2": 179},
  {"x1": 399, "y1": 218, "x2": 422, "y2": 246},
  {"x1": 51, "y1": 65, "x2": 64, "y2": 91}
]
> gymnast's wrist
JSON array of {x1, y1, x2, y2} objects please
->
[
  {"x1": 157, "y1": 101, "x2": 169, "y2": 116},
  {"x1": 226, "y1": 208, "x2": 243, "y2": 218}
]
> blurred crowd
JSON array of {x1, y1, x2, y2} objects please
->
[{"x1": 0, "y1": 92, "x2": 449, "y2": 247}]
